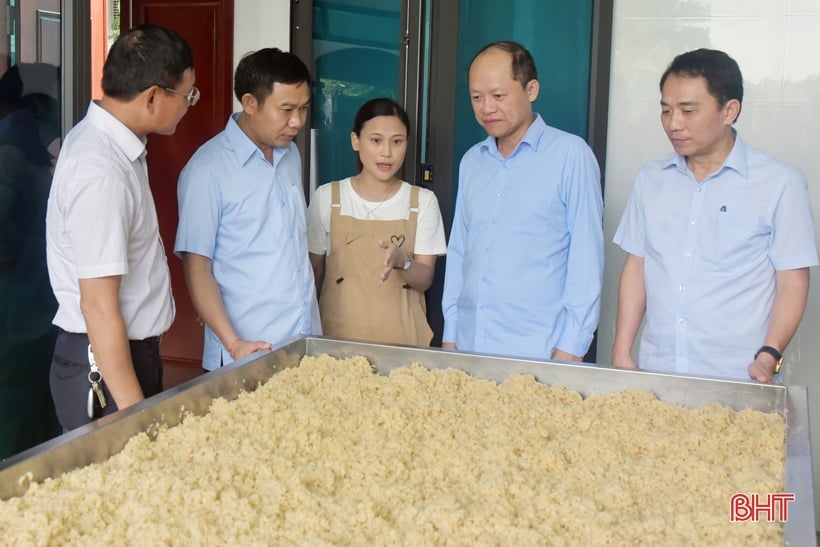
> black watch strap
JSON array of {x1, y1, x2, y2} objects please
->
[{"x1": 755, "y1": 345, "x2": 784, "y2": 373}]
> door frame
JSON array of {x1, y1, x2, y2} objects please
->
[
  {"x1": 290, "y1": 0, "x2": 313, "y2": 196},
  {"x1": 62, "y1": 0, "x2": 92, "y2": 132}
]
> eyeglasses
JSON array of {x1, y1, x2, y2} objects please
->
[{"x1": 161, "y1": 85, "x2": 201, "y2": 107}]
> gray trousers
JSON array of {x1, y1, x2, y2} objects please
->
[{"x1": 49, "y1": 330, "x2": 163, "y2": 431}]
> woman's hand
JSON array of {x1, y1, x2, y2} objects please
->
[{"x1": 377, "y1": 240, "x2": 410, "y2": 284}]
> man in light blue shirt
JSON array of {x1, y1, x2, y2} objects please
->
[
  {"x1": 175, "y1": 49, "x2": 321, "y2": 371},
  {"x1": 442, "y1": 41, "x2": 604, "y2": 361},
  {"x1": 613, "y1": 49, "x2": 817, "y2": 382}
]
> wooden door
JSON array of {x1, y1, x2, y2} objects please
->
[{"x1": 123, "y1": 0, "x2": 234, "y2": 368}]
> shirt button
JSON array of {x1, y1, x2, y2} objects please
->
[
  {"x1": 691, "y1": 219, "x2": 696, "y2": 225},
  {"x1": 679, "y1": 285, "x2": 685, "y2": 292},
  {"x1": 685, "y1": 251, "x2": 692, "y2": 257}
]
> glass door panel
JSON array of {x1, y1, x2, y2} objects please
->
[
  {"x1": 451, "y1": 0, "x2": 594, "y2": 194},
  {"x1": 310, "y1": 0, "x2": 402, "y2": 192},
  {"x1": 0, "y1": 0, "x2": 63, "y2": 456}
]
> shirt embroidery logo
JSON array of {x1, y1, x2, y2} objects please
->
[{"x1": 390, "y1": 234, "x2": 406, "y2": 247}]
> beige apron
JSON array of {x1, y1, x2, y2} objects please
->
[{"x1": 319, "y1": 181, "x2": 433, "y2": 346}]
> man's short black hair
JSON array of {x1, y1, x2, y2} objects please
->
[
  {"x1": 660, "y1": 48, "x2": 743, "y2": 119},
  {"x1": 101, "y1": 24, "x2": 194, "y2": 100},
  {"x1": 234, "y1": 48, "x2": 311, "y2": 105}
]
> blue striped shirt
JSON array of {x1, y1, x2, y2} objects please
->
[{"x1": 442, "y1": 115, "x2": 604, "y2": 359}]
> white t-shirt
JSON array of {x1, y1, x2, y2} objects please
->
[
  {"x1": 46, "y1": 101, "x2": 175, "y2": 339},
  {"x1": 307, "y1": 178, "x2": 447, "y2": 256}
]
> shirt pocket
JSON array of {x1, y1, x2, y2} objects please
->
[{"x1": 701, "y1": 211, "x2": 768, "y2": 268}]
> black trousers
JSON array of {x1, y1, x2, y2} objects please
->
[{"x1": 49, "y1": 330, "x2": 163, "y2": 431}]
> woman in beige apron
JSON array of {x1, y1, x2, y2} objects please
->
[{"x1": 307, "y1": 99, "x2": 446, "y2": 346}]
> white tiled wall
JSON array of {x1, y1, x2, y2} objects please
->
[
  {"x1": 601, "y1": 0, "x2": 820, "y2": 525},
  {"x1": 233, "y1": 0, "x2": 290, "y2": 111}
]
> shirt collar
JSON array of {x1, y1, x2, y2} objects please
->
[
  {"x1": 480, "y1": 113, "x2": 545, "y2": 158},
  {"x1": 721, "y1": 130, "x2": 748, "y2": 177},
  {"x1": 225, "y1": 113, "x2": 258, "y2": 165},
  {"x1": 85, "y1": 100, "x2": 146, "y2": 162},
  {"x1": 664, "y1": 129, "x2": 748, "y2": 179},
  {"x1": 225, "y1": 113, "x2": 292, "y2": 167}
]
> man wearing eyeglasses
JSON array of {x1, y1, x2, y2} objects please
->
[
  {"x1": 45, "y1": 25, "x2": 196, "y2": 431},
  {"x1": 174, "y1": 48, "x2": 321, "y2": 372},
  {"x1": 161, "y1": 84, "x2": 201, "y2": 108}
]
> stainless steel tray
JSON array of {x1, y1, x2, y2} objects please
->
[{"x1": 0, "y1": 336, "x2": 813, "y2": 543}]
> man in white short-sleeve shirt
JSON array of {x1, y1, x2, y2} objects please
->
[{"x1": 46, "y1": 25, "x2": 196, "y2": 430}]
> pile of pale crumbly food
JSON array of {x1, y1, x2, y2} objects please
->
[{"x1": 0, "y1": 354, "x2": 785, "y2": 545}]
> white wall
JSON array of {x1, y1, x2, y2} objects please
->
[
  {"x1": 233, "y1": 0, "x2": 290, "y2": 111},
  {"x1": 600, "y1": 0, "x2": 820, "y2": 523}
]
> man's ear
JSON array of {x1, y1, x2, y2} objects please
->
[
  {"x1": 724, "y1": 98, "x2": 741, "y2": 125},
  {"x1": 526, "y1": 79, "x2": 540, "y2": 103},
  {"x1": 241, "y1": 92, "x2": 258, "y2": 114},
  {"x1": 145, "y1": 85, "x2": 160, "y2": 113}
]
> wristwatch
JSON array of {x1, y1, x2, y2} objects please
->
[
  {"x1": 755, "y1": 345, "x2": 784, "y2": 374},
  {"x1": 393, "y1": 257, "x2": 412, "y2": 271}
]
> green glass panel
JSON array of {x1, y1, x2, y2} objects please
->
[
  {"x1": 311, "y1": 0, "x2": 402, "y2": 186},
  {"x1": 452, "y1": 0, "x2": 594, "y2": 192},
  {"x1": 0, "y1": 33, "x2": 62, "y2": 455}
]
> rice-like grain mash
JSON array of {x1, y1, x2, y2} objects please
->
[{"x1": 0, "y1": 354, "x2": 785, "y2": 545}]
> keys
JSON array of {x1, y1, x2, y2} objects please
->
[
  {"x1": 86, "y1": 382, "x2": 106, "y2": 419},
  {"x1": 87, "y1": 344, "x2": 107, "y2": 419},
  {"x1": 91, "y1": 379, "x2": 107, "y2": 409}
]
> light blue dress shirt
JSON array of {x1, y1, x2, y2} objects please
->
[
  {"x1": 614, "y1": 132, "x2": 818, "y2": 380},
  {"x1": 174, "y1": 114, "x2": 321, "y2": 370},
  {"x1": 442, "y1": 115, "x2": 604, "y2": 360}
]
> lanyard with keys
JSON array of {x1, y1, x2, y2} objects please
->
[{"x1": 87, "y1": 344, "x2": 107, "y2": 419}]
